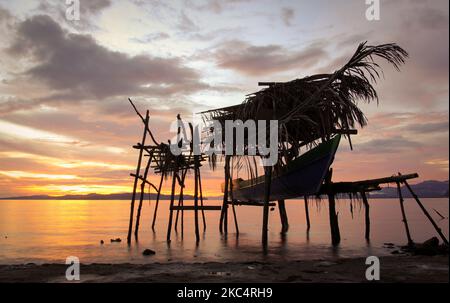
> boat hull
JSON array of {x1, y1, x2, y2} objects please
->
[{"x1": 231, "y1": 135, "x2": 341, "y2": 202}]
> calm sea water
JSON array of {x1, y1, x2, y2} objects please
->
[{"x1": 0, "y1": 198, "x2": 448, "y2": 264}]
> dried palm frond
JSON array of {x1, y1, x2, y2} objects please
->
[{"x1": 201, "y1": 42, "x2": 408, "y2": 173}]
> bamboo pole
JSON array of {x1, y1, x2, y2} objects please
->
[
  {"x1": 197, "y1": 167, "x2": 207, "y2": 231},
  {"x1": 127, "y1": 111, "x2": 149, "y2": 245},
  {"x1": 151, "y1": 173, "x2": 164, "y2": 231},
  {"x1": 229, "y1": 172, "x2": 239, "y2": 235},
  {"x1": 134, "y1": 152, "x2": 152, "y2": 239},
  {"x1": 174, "y1": 170, "x2": 186, "y2": 232},
  {"x1": 194, "y1": 157, "x2": 200, "y2": 243},
  {"x1": 262, "y1": 166, "x2": 272, "y2": 249},
  {"x1": 396, "y1": 182, "x2": 413, "y2": 246},
  {"x1": 402, "y1": 179, "x2": 448, "y2": 246},
  {"x1": 128, "y1": 98, "x2": 158, "y2": 145},
  {"x1": 304, "y1": 196, "x2": 311, "y2": 231},
  {"x1": 360, "y1": 191, "x2": 370, "y2": 241},
  {"x1": 166, "y1": 171, "x2": 178, "y2": 243},
  {"x1": 219, "y1": 156, "x2": 231, "y2": 234}
]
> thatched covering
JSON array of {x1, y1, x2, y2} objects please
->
[{"x1": 202, "y1": 42, "x2": 408, "y2": 162}]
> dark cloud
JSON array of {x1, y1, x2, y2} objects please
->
[
  {"x1": 281, "y1": 7, "x2": 294, "y2": 26},
  {"x1": 6, "y1": 15, "x2": 207, "y2": 100},
  {"x1": 0, "y1": 5, "x2": 12, "y2": 22},
  {"x1": 79, "y1": 0, "x2": 112, "y2": 15},
  {"x1": 406, "y1": 122, "x2": 449, "y2": 134},
  {"x1": 214, "y1": 40, "x2": 327, "y2": 76},
  {"x1": 403, "y1": 5, "x2": 449, "y2": 31},
  {"x1": 356, "y1": 136, "x2": 422, "y2": 154}
]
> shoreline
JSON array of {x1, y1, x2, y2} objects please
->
[{"x1": 0, "y1": 255, "x2": 447, "y2": 283}]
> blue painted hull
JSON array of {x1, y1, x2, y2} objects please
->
[{"x1": 232, "y1": 136, "x2": 341, "y2": 202}]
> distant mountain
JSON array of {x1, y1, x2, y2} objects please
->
[
  {"x1": 0, "y1": 192, "x2": 200, "y2": 200},
  {"x1": 1, "y1": 180, "x2": 447, "y2": 200},
  {"x1": 369, "y1": 180, "x2": 449, "y2": 199}
]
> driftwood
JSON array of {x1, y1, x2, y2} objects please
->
[{"x1": 400, "y1": 176, "x2": 449, "y2": 246}]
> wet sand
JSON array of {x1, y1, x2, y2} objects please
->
[{"x1": 0, "y1": 255, "x2": 447, "y2": 283}]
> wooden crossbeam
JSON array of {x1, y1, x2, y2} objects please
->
[
  {"x1": 228, "y1": 201, "x2": 276, "y2": 207},
  {"x1": 129, "y1": 173, "x2": 159, "y2": 192},
  {"x1": 171, "y1": 206, "x2": 222, "y2": 211},
  {"x1": 320, "y1": 173, "x2": 418, "y2": 194}
]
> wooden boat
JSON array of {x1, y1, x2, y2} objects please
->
[{"x1": 227, "y1": 135, "x2": 341, "y2": 202}]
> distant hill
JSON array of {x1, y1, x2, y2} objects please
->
[
  {"x1": 369, "y1": 180, "x2": 449, "y2": 199},
  {"x1": 0, "y1": 180, "x2": 447, "y2": 200},
  {"x1": 0, "y1": 192, "x2": 200, "y2": 200}
]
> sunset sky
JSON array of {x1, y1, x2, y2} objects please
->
[{"x1": 0, "y1": 0, "x2": 448, "y2": 197}]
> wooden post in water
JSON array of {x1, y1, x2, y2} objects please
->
[
  {"x1": 219, "y1": 156, "x2": 231, "y2": 234},
  {"x1": 396, "y1": 181, "x2": 413, "y2": 246},
  {"x1": 166, "y1": 170, "x2": 178, "y2": 243},
  {"x1": 328, "y1": 193, "x2": 341, "y2": 246},
  {"x1": 325, "y1": 168, "x2": 340, "y2": 246},
  {"x1": 304, "y1": 196, "x2": 311, "y2": 231},
  {"x1": 151, "y1": 173, "x2": 164, "y2": 231},
  {"x1": 229, "y1": 172, "x2": 239, "y2": 235},
  {"x1": 194, "y1": 156, "x2": 200, "y2": 243},
  {"x1": 197, "y1": 167, "x2": 207, "y2": 231},
  {"x1": 360, "y1": 191, "x2": 370, "y2": 241},
  {"x1": 174, "y1": 170, "x2": 186, "y2": 232},
  {"x1": 134, "y1": 152, "x2": 152, "y2": 239},
  {"x1": 402, "y1": 179, "x2": 448, "y2": 246},
  {"x1": 262, "y1": 166, "x2": 272, "y2": 249},
  {"x1": 127, "y1": 111, "x2": 149, "y2": 245},
  {"x1": 278, "y1": 200, "x2": 289, "y2": 233}
]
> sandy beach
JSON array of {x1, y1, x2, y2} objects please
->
[{"x1": 0, "y1": 255, "x2": 447, "y2": 283}]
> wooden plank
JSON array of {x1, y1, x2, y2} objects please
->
[
  {"x1": 228, "y1": 201, "x2": 276, "y2": 207},
  {"x1": 171, "y1": 206, "x2": 222, "y2": 211},
  {"x1": 320, "y1": 173, "x2": 418, "y2": 194},
  {"x1": 258, "y1": 82, "x2": 281, "y2": 86}
]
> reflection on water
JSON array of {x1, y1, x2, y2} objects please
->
[{"x1": 0, "y1": 198, "x2": 448, "y2": 264}]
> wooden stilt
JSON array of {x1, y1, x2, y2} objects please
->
[
  {"x1": 402, "y1": 179, "x2": 448, "y2": 246},
  {"x1": 360, "y1": 191, "x2": 370, "y2": 241},
  {"x1": 278, "y1": 199, "x2": 289, "y2": 233},
  {"x1": 262, "y1": 166, "x2": 272, "y2": 248},
  {"x1": 396, "y1": 182, "x2": 413, "y2": 246},
  {"x1": 151, "y1": 173, "x2": 164, "y2": 231},
  {"x1": 194, "y1": 158, "x2": 200, "y2": 243},
  {"x1": 174, "y1": 195, "x2": 181, "y2": 232},
  {"x1": 134, "y1": 153, "x2": 152, "y2": 239},
  {"x1": 197, "y1": 167, "x2": 207, "y2": 231},
  {"x1": 127, "y1": 111, "x2": 149, "y2": 245},
  {"x1": 328, "y1": 193, "x2": 340, "y2": 246},
  {"x1": 181, "y1": 193, "x2": 184, "y2": 238},
  {"x1": 304, "y1": 196, "x2": 311, "y2": 231},
  {"x1": 219, "y1": 156, "x2": 231, "y2": 234},
  {"x1": 229, "y1": 172, "x2": 239, "y2": 235},
  {"x1": 166, "y1": 171, "x2": 178, "y2": 242},
  {"x1": 174, "y1": 170, "x2": 186, "y2": 232}
]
